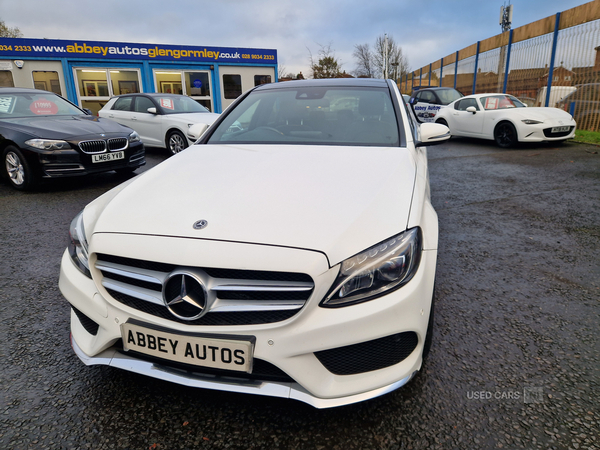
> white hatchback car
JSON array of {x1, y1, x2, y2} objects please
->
[
  {"x1": 435, "y1": 93, "x2": 576, "y2": 147},
  {"x1": 60, "y1": 78, "x2": 449, "y2": 408},
  {"x1": 99, "y1": 93, "x2": 220, "y2": 154}
]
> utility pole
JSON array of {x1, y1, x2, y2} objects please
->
[
  {"x1": 384, "y1": 34, "x2": 388, "y2": 79},
  {"x1": 498, "y1": 3, "x2": 513, "y2": 91},
  {"x1": 500, "y1": 4, "x2": 513, "y2": 33}
]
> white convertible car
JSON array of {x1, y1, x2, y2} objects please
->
[
  {"x1": 435, "y1": 93, "x2": 576, "y2": 147},
  {"x1": 60, "y1": 78, "x2": 450, "y2": 408}
]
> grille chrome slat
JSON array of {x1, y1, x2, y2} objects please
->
[
  {"x1": 94, "y1": 254, "x2": 314, "y2": 325},
  {"x1": 102, "y1": 280, "x2": 164, "y2": 305},
  {"x1": 96, "y1": 261, "x2": 165, "y2": 285}
]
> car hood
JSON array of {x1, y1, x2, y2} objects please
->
[
  {"x1": 163, "y1": 112, "x2": 220, "y2": 125},
  {"x1": 89, "y1": 144, "x2": 417, "y2": 266},
  {"x1": 496, "y1": 107, "x2": 574, "y2": 122},
  {"x1": 2, "y1": 115, "x2": 132, "y2": 139}
]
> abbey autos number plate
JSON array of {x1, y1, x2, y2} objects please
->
[
  {"x1": 551, "y1": 126, "x2": 570, "y2": 133},
  {"x1": 92, "y1": 151, "x2": 124, "y2": 163},
  {"x1": 121, "y1": 322, "x2": 253, "y2": 372}
]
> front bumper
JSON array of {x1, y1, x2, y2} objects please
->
[
  {"x1": 519, "y1": 124, "x2": 576, "y2": 142},
  {"x1": 59, "y1": 233, "x2": 437, "y2": 408},
  {"x1": 37, "y1": 142, "x2": 145, "y2": 178}
]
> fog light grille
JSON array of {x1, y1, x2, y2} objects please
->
[{"x1": 315, "y1": 332, "x2": 418, "y2": 375}]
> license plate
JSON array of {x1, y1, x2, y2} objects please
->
[
  {"x1": 551, "y1": 126, "x2": 569, "y2": 133},
  {"x1": 92, "y1": 151, "x2": 125, "y2": 163},
  {"x1": 121, "y1": 322, "x2": 254, "y2": 373}
]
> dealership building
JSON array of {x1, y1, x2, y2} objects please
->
[{"x1": 0, "y1": 37, "x2": 277, "y2": 114}]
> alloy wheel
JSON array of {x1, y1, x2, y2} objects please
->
[{"x1": 6, "y1": 151, "x2": 25, "y2": 186}]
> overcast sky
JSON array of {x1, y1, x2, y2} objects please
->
[{"x1": 0, "y1": 0, "x2": 590, "y2": 77}]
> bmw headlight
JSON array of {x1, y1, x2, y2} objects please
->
[
  {"x1": 521, "y1": 119, "x2": 543, "y2": 125},
  {"x1": 128, "y1": 131, "x2": 141, "y2": 143},
  {"x1": 322, "y1": 228, "x2": 422, "y2": 307},
  {"x1": 25, "y1": 139, "x2": 70, "y2": 150},
  {"x1": 68, "y1": 210, "x2": 91, "y2": 278}
]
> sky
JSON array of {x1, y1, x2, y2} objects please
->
[{"x1": 0, "y1": 0, "x2": 591, "y2": 78}]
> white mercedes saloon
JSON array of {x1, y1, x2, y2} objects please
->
[{"x1": 59, "y1": 78, "x2": 450, "y2": 408}]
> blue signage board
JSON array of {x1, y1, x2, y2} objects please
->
[{"x1": 0, "y1": 38, "x2": 277, "y2": 65}]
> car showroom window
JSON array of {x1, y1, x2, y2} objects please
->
[
  {"x1": 223, "y1": 74, "x2": 242, "y2": 99},
  {"x1": 32, "y1": 71, "x2": 62, "y2": 95},
  {"x1": 254, "y1": 75, "x2": 272, "y2": 86},
  {"x1": 0, "y1": 71, "x2": 14, "y2": 87}
]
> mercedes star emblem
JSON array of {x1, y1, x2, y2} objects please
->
[
  {"x1": 193, "y1": 219, "x2": 208, "y2": 230},
  {"x1": 162, "y1": 272, "x2": 208, "y2": 320}
]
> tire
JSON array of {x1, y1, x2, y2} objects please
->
[
  {"x1": 422, "y1": 290, "x2": 435, "y2": 361},
  {"x1": 494, "y1": 122, "x2": 518, "y2": 148},
  {"x1": 436, "y1": 118, "x2": 448, "y2": 127},
  {"x1": 3, "y1": 146, "x2": 37, "y2": 191},
  {"x1": 166, "y1": 130, "x2": 188, "y2": 155}
]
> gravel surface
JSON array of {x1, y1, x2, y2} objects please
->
[{"x1": 0, "y1": 141, "x2": 598, "y2": 450}]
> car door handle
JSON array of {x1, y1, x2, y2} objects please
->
[{"x1": 131, "y1": 117, "x2": 138, "y2": 121}]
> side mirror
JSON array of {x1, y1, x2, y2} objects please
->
[
  {"x1": 147, "y1": 107, "x2": 157, "y2": 114},
  {"x1": 83, "y1": 108, "x2": 93, "y2": 115},
  {"x1": 416, "y1": 122, "x2": 450, "y2": 147},
  {"x1": 187, "y1": 122, "x2": 210, "y2": 142},
  {"x1": 466, "y1": 106, "x2": 477, "y2": 114}
]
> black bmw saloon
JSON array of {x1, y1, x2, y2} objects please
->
[{"x1": 0, "y1": 88, "x2": 145, "y2": 190}]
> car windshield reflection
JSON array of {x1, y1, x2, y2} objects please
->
[
  {"x1": 0, "y1": 93, "x2": 84, "y2": 117},
  {"x1": 207, "y1": 87, "x2": 400, "y2": 146}
]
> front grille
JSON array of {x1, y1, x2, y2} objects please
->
[
  {"x1": 95, "y1": 253, "x2": 314, "y2": 326},
  {"x1": 79, "y1": 140, "x2": 106, "y2": 154},
  {"x1": 315, "y1": 332, "x2": 418, "y2": 375},
  {"x1": 107, "y1": 138, "x2": 128, "y2": 151},
  {"x1": 543, "y1": 126, "x2": 574, "y2": 138}
]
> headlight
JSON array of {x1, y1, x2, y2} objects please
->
[
  {"x1": 128, "y1": 131, "x2": 141, "y2": 143},
  {"x1": 68, "y1": 210, "x2": 91, "y2": 278},
  {"x1": 521, "y1": 119, "x2": 543, "y2": 125},
  {"x1": 321, "y1": 228, "x2": 422, "y2": 307},
  {"x1": 25, "y1": 139, "x2": 70, "y2": 150}
]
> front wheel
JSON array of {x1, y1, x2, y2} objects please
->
[
  {"x1": 435, "y1": 118, "x2": 448, "y2": 127},
  {"x1": 494, "y1": 122, "x2": 518, "y2": 148},
  {"x1": 166, "y1": 130, "x2": 188, "y2": 155},
  {"x1": 3, "y1": 146, "x2": 37, "y2": 190}
]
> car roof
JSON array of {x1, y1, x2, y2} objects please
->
[
  {"x1": 0, "y1": 87, "x2": 55, "y2": 95},
  {"x1": 253, "y1": 78, "x2": 390, "y2": 92}
]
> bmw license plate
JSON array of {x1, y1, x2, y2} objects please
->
[
  {"x1": 92, "y1": 151, "x2": 125, "y2": 163},
  {"x1": 121, "y1": 322, "x2": 254, "y2": 373},
  {"x1": 551, "y1": 126, "x2": 570, "y2": 133}
]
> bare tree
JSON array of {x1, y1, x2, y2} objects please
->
[
  {"x1": 373, "y1": 34, "x2": 409, "y2": 80},
  {"x1": 353, "y1": 44, "x2": 374, "y2": 78},
  {"x1": 308, "y1": 43, "x2": 343, "y2": 79},
  {"x1": 0, "y1": 20, "x2": 23, "y2": 38}
]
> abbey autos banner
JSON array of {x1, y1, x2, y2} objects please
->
[{"x1": 0, "y1": 38, "x2": 277, "y2": 65}]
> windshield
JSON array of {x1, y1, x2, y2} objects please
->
[
  {"x1": 157, "y1": 96, "x2": 209, "y2": 114},
  {"x1": 437, "y1": 89, "x2": 463, "y2": 105},
  {"x1": 207, "y1": 86, "x2": 400, "y2": 146},
  {"x1": 0, "y1": 92, "x2": 84, "y2": 117},
  {"x1": 481, "y1": 95, "x2": 526, "y2": 110}
]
